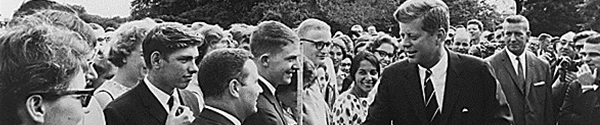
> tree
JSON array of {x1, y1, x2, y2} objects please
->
[
  {"x1": 322, "y1": 0, "x2": 400, "y2": 33},
  {"x1": 578, "y1": 0, "x2": 600, "y2": 30},
  {"x1": 522, "y1": 0, "x2": 585, "y2": 36},
  {"x1": 447, "y1": 0, "x2": 502, "y2": 31}
]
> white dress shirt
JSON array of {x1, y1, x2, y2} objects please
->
[
  {"x1": 144, "y1": 77, "x2": 180, "y2": 112},
  {"x1": 418, "y1": 49, "x2": 448, "y2": 112},
  {"x1": 258, "y1": 76, "x2": 276, "y2": 96},
  {"x1": 204, "y1": 105, "x2": 242, "y2": 125},
  {"x1": 506, "y1": 50, "x2": 526, "y2": 78}
]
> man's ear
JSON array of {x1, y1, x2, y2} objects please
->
[
  {"x1": 228, "y1": 79, "x2": 241, "y2": 98},
  {"x1": 259, "y1": 54, "x2": 270, "y2": 67},
  {"x1": 25, "y1": 95, "x2": 45, "y2": 123},
  {"x1": 150, "y1": 51, "x2": 162, "y2": 69},
  {"x1": 436, "y1": 28, "x2": 447, "y2": 45}
]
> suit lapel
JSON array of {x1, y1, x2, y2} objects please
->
[
  {"x1": 438, "y1": 51, "x2": 463, "y2": 125},
  {"x1": 137, "y1": 81, "x2": 168, "y2": 123},
  {"x1": 500, "y1": 50, "x2": 525, "y2": 94},
  {"x1": 402, "y1": 62, "x2": 428, "y2": 124},
  {"x1": 525, "y1": 53, "x2": 535, "y2": 96},
  {"x1": 257, "y1": 79, "x2": 286, "y2": 125}
]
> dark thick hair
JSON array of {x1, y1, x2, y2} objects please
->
[
  {"x1": 108, "y1": 18, "x2": 157, "y2": 67},
  {"x1": 467, "y1": 19, "x2": 483, "y2": 31},
  {"x1": 13, "y1": 0, "x2": 77, "y2": 17},
  {"x1": 370, "y1": 34, "x2": 398, "y2": 52},
  {"x1": 348, "y1": 51, "x2": 380, "y2": 80},
  {"x1": 0, "y1": 23, "x2": 90, "y2": 124},
  {"x1": 574, "y1": 30, "x2": 599, "y2": 43},
  {"x1": 585, "y1": 35, "x2": 600, "y2": 44},
  {"x1": 142, "y1": 22, "x2": 203, "y2": 69},
  {"x1": 394, "y1": 0, "x2": 449, "y2": 35},
  {"x1": 198, "y1": 48, "x2": 254, "y2": 98},
  {"x1": 249, "y1": 21, "x2": 298, "y2": 57}
]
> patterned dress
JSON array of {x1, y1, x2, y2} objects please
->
[{"x1": 331, "y1": 91, "x2": 369, "y2": 125}]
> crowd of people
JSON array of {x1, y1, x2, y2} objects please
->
[{"x1": 1, "y1": 0, "x2": 600, "y2": 125}]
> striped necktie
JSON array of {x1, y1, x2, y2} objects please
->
[{"x1": 424, "y1": 69, "x2": 440, "y2": 123}]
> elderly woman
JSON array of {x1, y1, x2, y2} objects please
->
[{"x1": 331, "y1": 51, "x2": 380, "y2": 125}]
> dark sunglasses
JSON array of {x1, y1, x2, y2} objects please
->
[
  {"x1": 301, "y1": 38, "x2": 332, "y2": 50},
  {"x1": 29, "y1": 89, "x2": 95, "y2": 107}
]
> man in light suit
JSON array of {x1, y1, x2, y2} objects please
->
[
  {"x1": 196, "y1": 49, "x2": 263, "y2": 125},
  {"x1": 242, "y1": 21, "x2": 300, "y2": 125},
  {"x1": 103, "y1": 23, "x2": 203, "y2": 125},
  {"x1": 363, "y1": 0, "x2": 513, "y2": 124},
  {"x1": 486, "y1": 15, "x2": 554, "y2": 125}
]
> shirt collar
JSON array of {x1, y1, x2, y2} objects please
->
[
  {"x1": 204, "y1": 105, "x2": 241, "y2": 125},
  {"x1": 418, "y1": 49, "x2": 449, "y2": 74},
  {"x1": 144, "y1": 77, "x2": 178, "y2": 112},
  {"x1": 258, "y1": 76, "x2": 276, "y2": 96},
  {"x1": 506, "y1": 49, "x2": 526, "y2": 63}
]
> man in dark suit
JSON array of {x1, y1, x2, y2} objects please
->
[
  {"x1": 363, "y1": 0, "x2": 513, "y2": 125},
  {"x1": 558, "y1": 35, "x2": 600, "y2": 125},
  {"x1": 242, "y1": 21, "x2": 300, "y2": 125},
  {"x1": 103, "y1": 23, "x2": 203, "y2": 125},
  {"x1": 486, "y1": 15, "x2": 554, "y2": 125},
  {"x1": 196, "y1": 49, "x2": 263, "y2": 125}
]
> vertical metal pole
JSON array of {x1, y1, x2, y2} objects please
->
[{"x1": 297, "y1": 41, "x2": 304, "y2": 125}]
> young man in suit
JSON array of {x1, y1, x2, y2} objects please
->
[
  {"x1": 363, "y1": 0, "x2": 513, "y2": 124},
  {"x1": 486, "y1": 15, "x2": 554, "y2": 125},
  {"x1": 103, "y1": 23, "x2": 203, "y2": 125},
  {"x1": 242, "y1": 21, "x2": 300, "y2": 125},
  {"x1": 196, "y1": 48, "x2": 263, "y2": 125}
]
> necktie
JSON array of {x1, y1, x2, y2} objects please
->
[
  {"x1": 167, "y1": 95, "x2": 174, "y2": 110},
  {"x1": 516, "y1": 57, "x2": 525, "y2": 91},
  {"x1": 424, "y1": 69, "x2": 440, "y2": 123}
]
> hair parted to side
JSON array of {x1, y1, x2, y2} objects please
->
[
  {"x1": 584, "y1": 34, "x2": 600, "y2": 44},
  {"x1": 349, "y1": 51, "x2": 380, "y2": 80},
  {"x1": 371, "y1": 34, "x2": 398, "y2": 52},
  {"x1": 574, "y1": 30, "x2": 599, "y2": 43},
  {"x1": 394, "y1": 0, "x2": 449, "y2": 35},
  {"x1": 0, "y1": 23, "x2": 90, "y2": 124},
  {"x1": 297, "y1": 18, "x2": 331, "y2": 38},
  {"x1": 249, "y1": 21, "x2": 298, "y2": 57},
  {"x1": 198, "y1": 48, "x2": 254, "y2": 98},
  {"x1": 502, "y1": 15, "x2": 530, "y2": 31},
  {"x1": 108, "y1": 18, "x2": 157, "y2": 67},
  {"x1": 142, "y1": 22, "x2": 203, "y2": 69}
]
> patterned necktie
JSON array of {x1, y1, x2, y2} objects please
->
[{"x1": 424, "y1": 69, "x2": 440, "y2": 123}]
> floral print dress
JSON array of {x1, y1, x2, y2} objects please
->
[{"x1": 331, "y1": 91, "x2": 369, "y2": 125}]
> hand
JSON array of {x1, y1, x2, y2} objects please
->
[
  {"x1": 165, "y1": 104, "x2": 195, "y2": 125},
  {"x1": 564, "y1": 71, "x2": 577, "y2": 82},
  {"x1": 538, "y1": 52, "x2": 553, "y2": 62},
  {"x1": 577, "y1": 64, "x2": 597, "y2": 86}
]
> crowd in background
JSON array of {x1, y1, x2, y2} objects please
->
[{"x1": 1, "y1": 0, "x2": 600, "y2": 125}]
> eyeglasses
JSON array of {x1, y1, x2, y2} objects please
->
[
  {"x1": 29, "y1": 89, "x2": 95, "y2": 107},
  {"x1": 301, "y1": 38, "x2": 332, "y2": 50},
  {"x1": 375, "y1": 50, "x2": 394, "y2": 58}
]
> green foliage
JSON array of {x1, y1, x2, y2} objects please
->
[
  {"x1": 322, "y1": 0, "x2": 400, "y2": 33},
  {"x1": 578, "y1": 0, "x2": 600, "y2": 31},
  {"x1": 447, "y1": 0, "x2": 502, "y2": 31},
  {"x1": 522, "y1": 0, "x2": 585, "y2": 36}
]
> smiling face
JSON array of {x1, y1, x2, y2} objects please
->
[
  {"x1": 374, "y1": 43, "x2": 395, "y2": 68},
  {"x1": 580, "y1": 42, "x2": 600, "y2": 70},
  {"x1": 301, "y1": 29, "x2": 332, "y2": 66},
  {"x1": 331, "y1": 45, "x2": 344, "y2": 65},
  {"x1": 399, "y1": 18, "x2": 443, "y2": 67},
  {"x1": 354, "y1": 60, "x2": 379, "y2": 93},
  {"x1": 158, "y1": 47, "x2": 199, "y2": 89},
  {"x1": 265, "y1": 44, "x2": 300, "y2": 86}
]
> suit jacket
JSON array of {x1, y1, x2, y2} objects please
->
[
  {"x1": 559, "y1": 80, "x2": 600, "y2": 125},
  {"x1": 242, "y1": 80, "x2": 287, "y2": 125},
  {"x1": 363, "y1": 50, "x2": 513, "y2": 125},
  {"x1": 194, "y1": 107, "x2": 236, "y2": 125},
  {"x1": 486, "y1": 50, "x2": 554, "y2": 125},
  {"x1": 103, "y1": 80, "x2": 201, "y2": 125}
]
